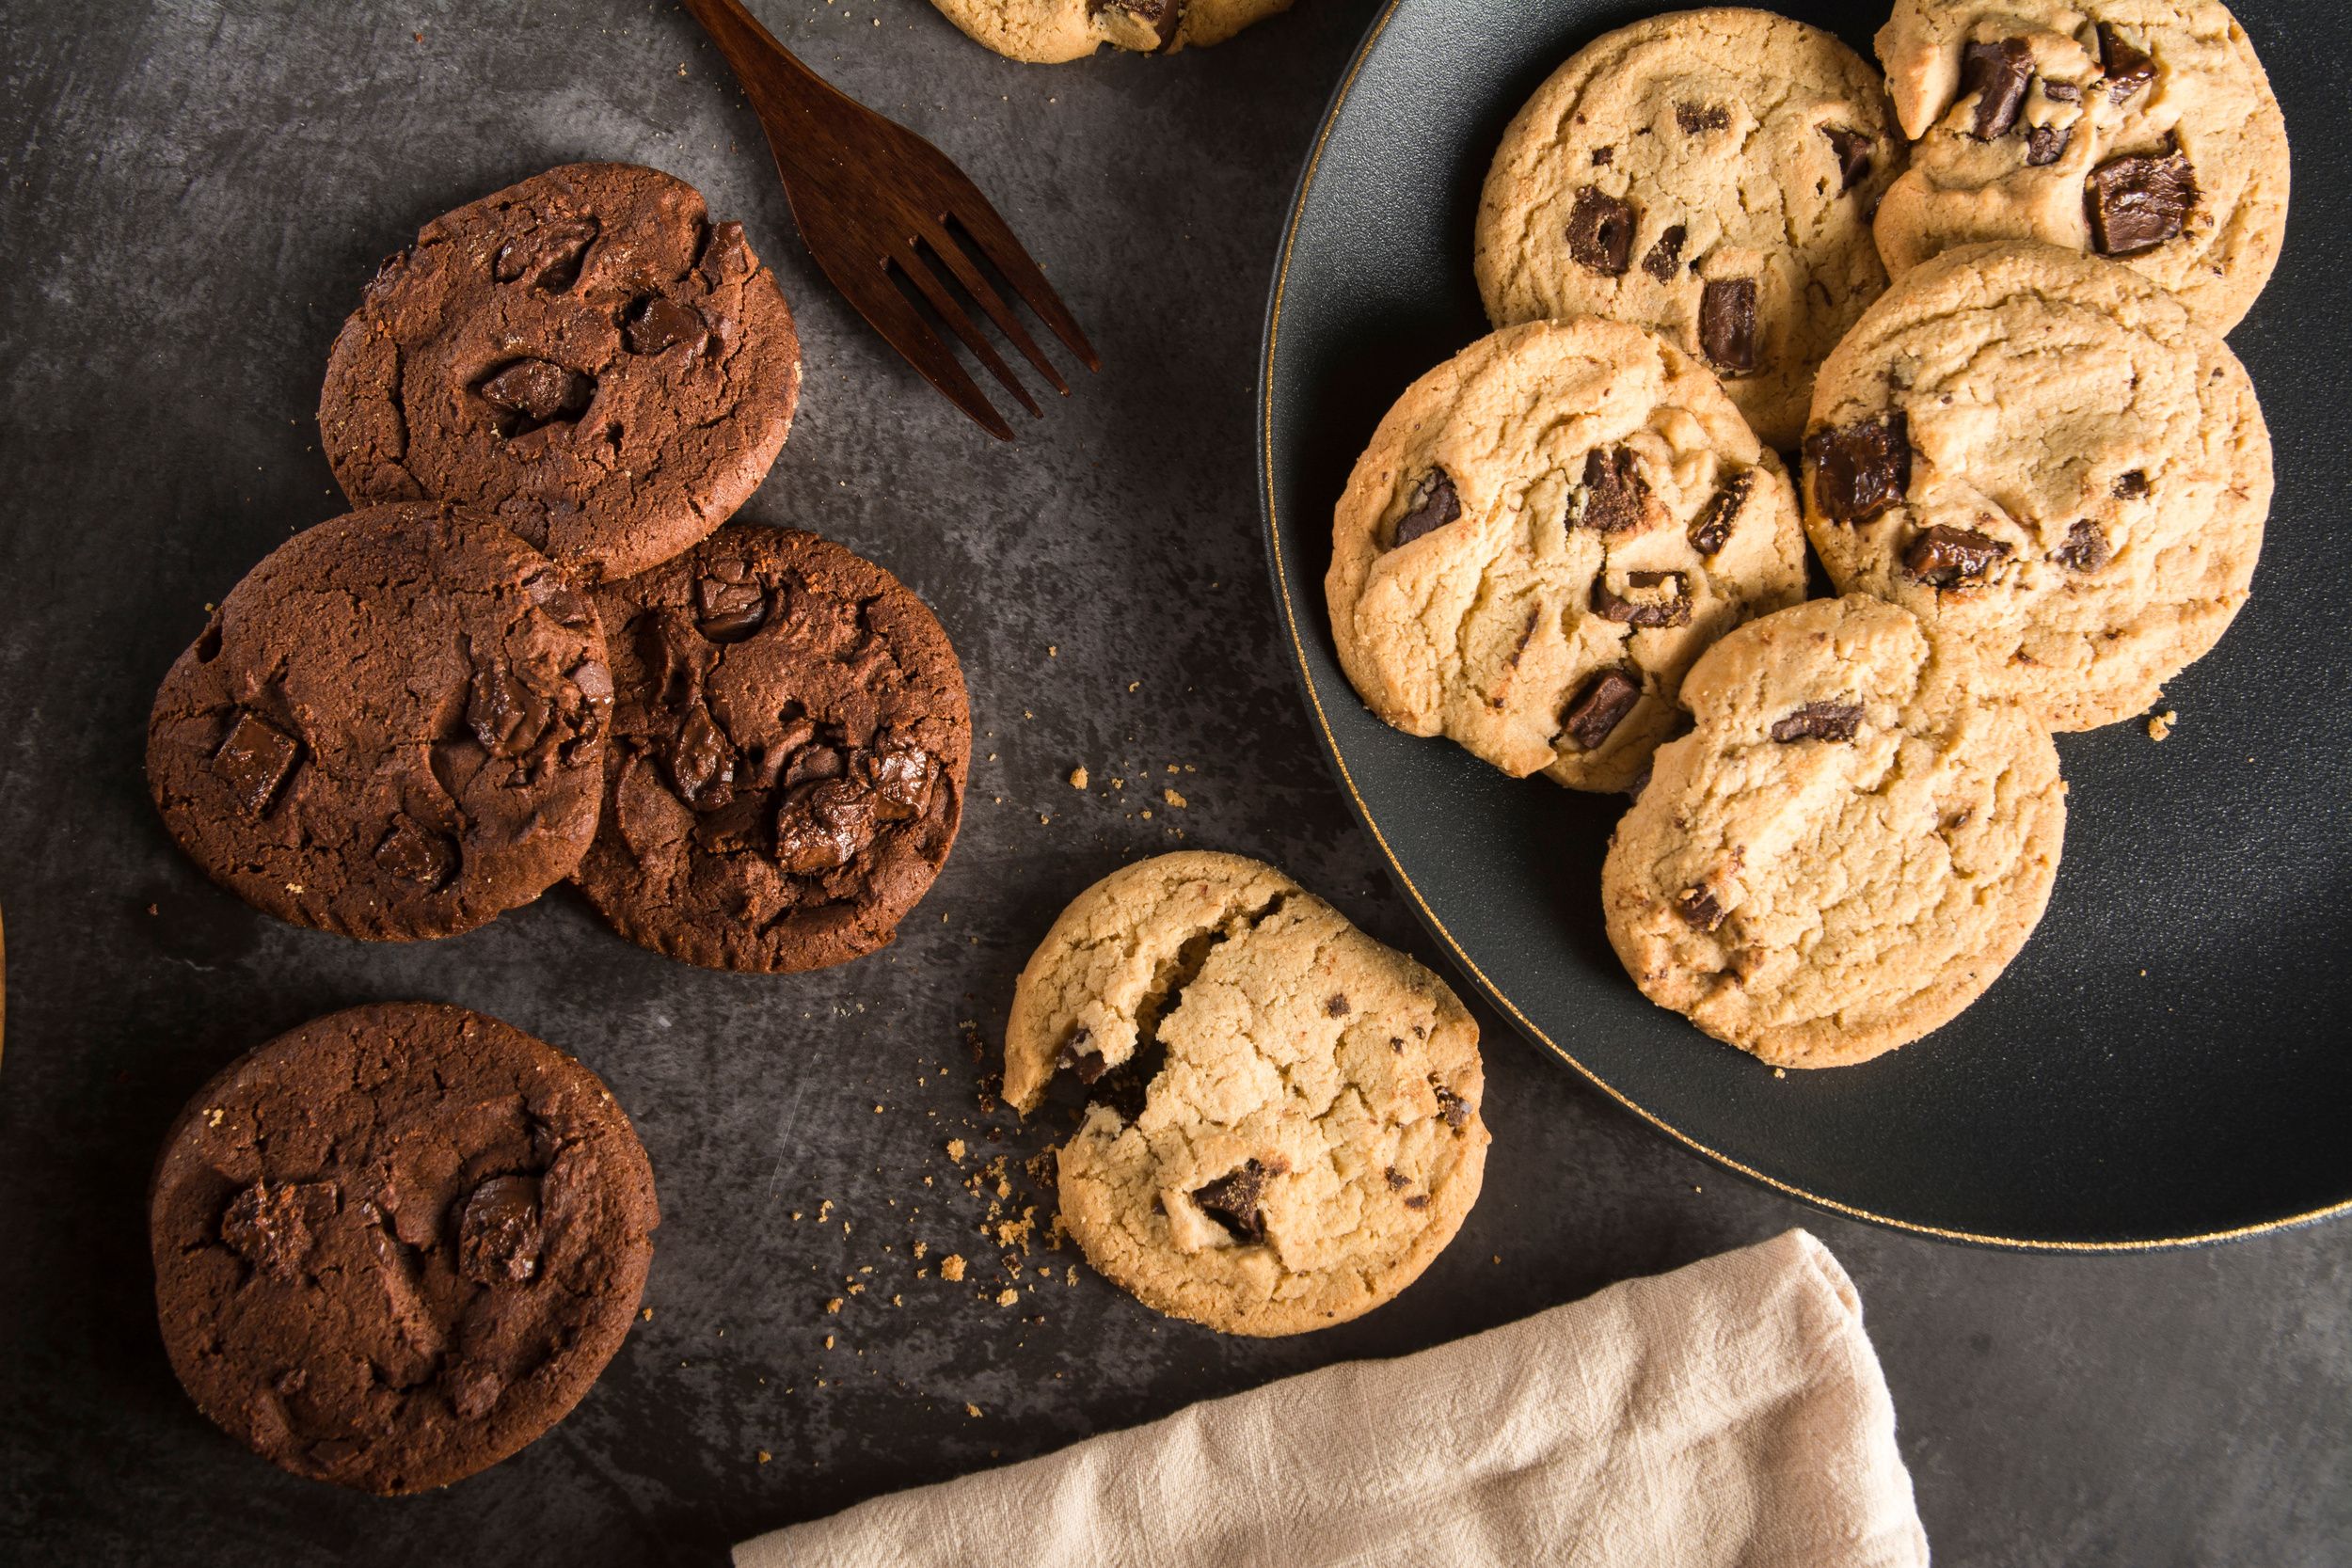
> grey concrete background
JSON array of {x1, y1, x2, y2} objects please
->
[{"x1": 0, "y1": 2, "x2": 2344, "y2": 1564}]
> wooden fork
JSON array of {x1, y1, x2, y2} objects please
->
[{"x1": 681, "y1": 0, "x2": 1101, "y2": 439}]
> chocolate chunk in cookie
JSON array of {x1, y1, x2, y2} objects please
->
[
  {"x1": 1821, "y1": 127, "x2": 1874, "y2": 193},
  {"x1": 2052, "y1": 519, "x2": 2112, "y2": 573},
  {"x1": 1771, "y1": 702, "x2": 1863, "y2": 743},
  {"x1": 1592, "y1": 571, "x2": 1692, "y2": 628},
  {"x1": 2089, "y1": 145, "x2": 2199, "y2": 257},
  {"x1": 1960, "y1": 38, "x2": 2034, "y2": 139},
  {"x1": 1901, "y1": 524, "x2": 2011, "y2": 586},
  {"x1": 1641, "y1": 225, "x2": 1686, "y2": 281},
  {"x1": 1391, "y1": 468, "x2": 1461, "y2": 547},
  {"x1": 1574, "y1": 446, "x2": 1657, "y2": 534},
  {"x1": 2097, "y1": 24, "x2": 2155, "y2": 105},
  {"x1": 1565, "y1": 186, "x2": 1636, "y2": 276},
  {"x1": 1688, "y1": 471, "x2": 1756, "y2": 556},
  {"x1": 1560, "y1": 668, "x2": 1642, "y2": 752},
  {"x1": 1699, "y1": 279, "x2": 1757, "y2": 372},
  {"x1": 1804, "y1": 413, "x2": 1911, "y2": 526}
]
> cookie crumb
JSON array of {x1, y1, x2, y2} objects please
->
[
  {"x1": 641, "y1": 1307, "x2": 654, "y2": 1321},
  {"x1": 825, "y1": 1298, "x2": 843, "y2": 1314},
  {"x1": 824, "y1": 1335, "x2": 834, "y2": 1349},
  {"x1": 996, "y1": 1289, "x2": 1019, "y2": 1307},
  {"x1": 946, "y1": 1139, "x2": 966, "y2": 1161},
  {"x1": 941, "y1": 1254, "x2": 966, "y2": 1281},
  {"x1": 1048, "y1": 644, "x2": 1057, "y2": 657},
  {"x1": 965, "y1": 1402, "x2": 982, "y2": 1418},
  {"x1": 1163, "y1": 788, "x2": 1185, "y2": 808},
  {"x1": 913, "y1": 1241, "x2": 928, "y2": 1259},
  {"x1": 757, "y1": 1450, "x2": 771, "y2": 1464},
  {"x1": 2147, "y1": 709, "x2": 2176, "y2": 741},
  {"x1": 1127, "y1": 682, "x2": 1139, "y2": 692},
  {"x1": 1069, "y1": 766, "x2": 1089, "y2": 789}
]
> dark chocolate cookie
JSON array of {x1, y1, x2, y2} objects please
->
[
  {"x1": 572, "y1": 523, "x2": 969, "y2": 972},
  {"x1": 150, "y1": 1003, "x2": 660, "y2": 1494},
  {"x1": 321, "y1": 163, "x2": 803, "y2": 582},
  {"x1": 147, "y1": 503, "x2": 612, "y2": 941}
]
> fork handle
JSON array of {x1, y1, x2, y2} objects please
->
[{"x1": 680, "y1": 0, "x2": 857, "y2": 167}]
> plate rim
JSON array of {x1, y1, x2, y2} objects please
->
[{"x1": 1254, "y1": 0, "x2": 2352, "y2": 1254}]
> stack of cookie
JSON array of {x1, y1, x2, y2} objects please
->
[{"x1": 1327, "y1": 3, "x2": 2280, "y2": 1068}]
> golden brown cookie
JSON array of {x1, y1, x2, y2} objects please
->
[{"x1": 927, "y1": 0, "x2": 1290, "y2": 62}]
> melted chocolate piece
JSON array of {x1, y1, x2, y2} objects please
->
[
  {"x1": 1433, "y1": 1085, "x2": 1473, "y2": 1130},
  {"x1": 374, "y1": 813, "x2": 457, "y2": 890},
  {"x1": 667, "y1": 705, "x2": 736, "y2": 808},
  {"x1": 697, "y1": 219, "x2": 755, "y2": 287},
  {"x1": 1700, "y1": 279, "x2": 1757, "y2": 372},
  {"x1": 1689, "y1": 470, "x2": 1755, "y2": 555},
  {"x1": 1678, "y1": 888, "x2": 1726, "y2": 931},
  {"x1": 2113, "y1": 469, "x2": 2151, "y2": 499},
  {"x1": 468, "y1": 660, "x2": 552, "y2": 760},
  {"x1": 2053, "y1": 519, "x2": 2112, "y2": 572},
  {"x1": 493, "y1": 219, "x2": 597, "y2": 292},
  {"x1": 1961, "y1": 38, "x2": 2036, "y2": 140},
  {"x1": 2089, "y1": 145, "x2": 2198, "y2": 256},
  {"x1": 1641, "y1": 225, "x2": 1686, "y2": 282},
  {"x1": 1771, "y1": 702, "x2": 1864, "y2": 743},
  {"x1": 783, "y1": 742, "x2": 845, "y2": 788},
  {"x1": 2097, "y1": 24, "x2": 2155, "y2": 103},
  {"x1": 1192, "y1": 1160, "x2": 1271, "y2": 1244},
  {"x1": 479, "y1": 359, "x2": 593, "y2": 427},
  {"x1": 774, "y1": 778, "x2": 878, "y2": 873},
  {"x1": 694, "y1": 573, "x2": 768, "y2": 641},
  {"x1": 220, "y1": 1180, "x2": 336, "y2": 1282},
  {"x1": 1576, "y1": 446, "x2": 1655, "y2": 534},
  {"x1": 522, "y1": 567, "x2": 593, "y2": 627},
  {"x1": 1385, "y1": 1166, "x2": 1409, "y2": 1191},
  {"x1": 1822, "y1": 127, "x2": 1873, "y2": 192},
  {"x1": 1677, "y1": 103, "x2": 1731, "y2": 134},
  {"x1": 1325, "y1": 993, "x2": 1350, "y2": 1017},
  {"x1": 1391, "y1": 468, "x2": 1460, "y2": 548},
  {"x1": 1592, "y1": 570, "x2": 1692, "y2": 628},
  {"x1": 2025, "y1": 123, "x2": 2073, "y2": 166},
  {"x1": 1901, "y1": 524, "x2": 2013, "y2": 586},
  {"x1": 1560, "y1": 669, "x2": 1641, "y2": 752},
  {"x1": 865, "y1": 736, "x2": 939, "y2": 821},
  {"x1": 1592, "y1": 146, "x2": 1614, "y2": 166},
  {"x1": 213, "y1": 710, "x2": 300, "y2": 816},
  {"x1": 1057, "y1": 1026, "x2": 1107, "y2": 1084},
  {"x1": 1804, "y1": 412, "x2": 1911, "y2": 525},
  {"x1": 626, "y1": 295, "x2": 705, "y2": 356},
  {"x1": 454, "y1": 1174, "x2": 544, "y2": 1287},
  {"x1": 1566, "y1": 186, "x2": 1636, "y2": 276},
  {"x1": 1089, "y1": 0, "x2": 1182, "y2": 50}
]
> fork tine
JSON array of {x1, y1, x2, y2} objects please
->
[
  {"x1": 914, "y1": 222, "x2": 1072, "y2": 398},
  {"x1": 827, "y1": 260, "x2": 1015, "y2": 441},
  {"x1": 940, "y1": 200, "x2": 1103, "y2": 373},
  {"x1": 890, "y1": 242, "x2": 1044, "y2": 420}
]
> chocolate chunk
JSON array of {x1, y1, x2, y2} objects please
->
[
  {"x1": 1592, "y1": 570, "x2": 1692, "y2": 628},
  {"x1": 2089, "y1": 145, "x2": 2198, "y2": 256},
  {"x1": 2113, "y1": 469, "x2": 2150, "y2": 499},
  {"x1": 694, "y1": 574, "x2": 768, "y2": 641},
  {"x1": 1326, "y1": 993, "x2": 1350, "y2": 1017},
  {"x1": 374, "y1": 813, "x2": 457, "y2": 890},
  {"x1": 1560, "y1": 669, "x2": 1642, "y2": 752},
  {"x1": 667, "y1": 705, "x2": 736, "y2": 807},
  {"x1": 1575, "y1": 446, "x2": 1656, "y2": 534},
  {"x1": 2025, "y1": 123, "x2": 2073, "y2": 166},
  {"x1": 1641, "y1": 225, "x2": 1686, "y2": 282},
  {"x1": 1689, "y1": 470, "x2": 1755, "y2": 555},
  {"x1": 2053, "y1": 519, "x2": 2112, "y2": 572},
  {"x1": 454, "y1": 1174, "x2": 544, "y2": 1287},
  {"x1": 625, "y1": 295, "x2": 705, "y2": 356},
  {"x1": 696, "y1": 219, "x2": 755, "y2": 287},
  {"x1": 1385, "y1": 1166, "x2": 1409, "y2": 1191},
  {"x1": 1592, "y1": 147, "x2": 1614, "y2": 166},
  {"x1": 1433, "y1": 1085, "x2": 1473, "y2": 1130},
  {"x1": 1192, "y1": 1160, "x2": 1271, "y2": 1244},
  {"x1": 213, "y1": 710, "x2": 300, "y2": 816},
  {"x1": 220, "y1": 1180, "x2": 334, "y2": 1282},
  {"x1": 1676, "y1": 103, "x2": 1731, "y2": 134},
  {"x1": 1901, "y1": 525, "x2": 2013, "y2": 586},
  {"x1": 1391, "y1": 468, "x2": 1460, "y2": 548},
  {"x1": 478, "y1": 358, "x2": 592, "y2": 425},
  {"x1": 1678, "y1": 887, "x2": 1726, "y2": 931},
  {"x1": 1804, "y1": 412, "x2": 1911, "y2": 525},
  {"x1": 1771, "y1": 702, "x2": 1864, "y2": 743},
  {"x1": 1566, "y1": 186, "x2": 1636, "y2": 276},
  {"x1": 468, "y1": 660, "x2": 552, "y2": 760},
  {"x1": 865, "y1": 736, "x2": 939, "y2": 821},
  {"x1": 784, "y1": 743, "x2": 845, "y2": 788},
  {"x1": 1961, "y1": 38, "x2": 2036, "y2": 140},
  {"x1": 2097, "y1": 24, "x2": 2155, "y2": 103},
  {"x1": 1057, "y1": 1026, "x2": 1107, "y2": 1084},
  {"x1": 1822, "y1": 127, "x2": 1873, "y2": 192},
  {"x1": 493, "y1": 219, "x2": 597, "y2": 292},
  {"x1": 636, "y1": 608, "x2": 707, "y2": 711},
  {"x1": 774, "y1": 778, "x2": 877, "y2": 873},
  {"x1": 1089, "y1": 0, "x2": 1182, "y2": 50},
  {"x1": 1404, "y1": 1194, "x2": 1431, "y2": 1211},
  {"x1": 522, "y1": 567, "x2": 593, "y2": 627},
  {"x1": 2043, "y1": 81, "x2": 2083, "y2": 103},
  {"x1": 1700, "y1": 279, "x2": 1757, "y2": 372}
]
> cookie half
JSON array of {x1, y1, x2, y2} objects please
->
[
  {"x1": 1803, "y1": 241, "x2": 2270, "y2": 732},
  {"x1": 1873, "y1": 0, "x2": 2288, "y2": 333},
  {"x1": 147, "y1": 503, "x2": 612, "y2": 941},
  {"x1": 572, "y1": 524, "x2": 969, "y2": 973},
  {"x1": 1008, "y1": 852, "x2": 1487, "y2": 1336},
  {"x1": 322, "y1": 163, "x2": 803, "y2": 582},
  {"x1": 1474, "y1": 8, "x2": 1906, "y2": 448},
  {"x1": 928, "y1": 0, "x2": 1291, "y2": 62},
  {"x1": 150, "y1": 1003, "x2": 659, "y2": 1493},
  {"x1": 1603, "y1": 595, "x2": 2066, "y2": 1069},
  {"x1": 1327, "y1": 317, "x2": 1807, "y2": 795}
]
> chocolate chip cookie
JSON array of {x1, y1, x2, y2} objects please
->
[
  {"x1": 571, "y1": 524, "x2": 968, "y2": 973},
  {"x1": 1872, "y1": 0, "x2": 2288, "y2": 332},
  {"x1": 1474, "y1": 8, "x2": 1906, "y2": 449},
  {"x1": 150, "y1": 1003, "x2": 659, "y2": 1493},
  {"x1": 1803, "y1": 241, "x2": 2271, "y2": 731},
  {"x1": 927, "y1": 0, "x2": 1291, "y2": 62},
  {"x1": 322, "y1": 163, "x2": 803, "y2": 583},
  {"x1": 1007, "y1": 852, "x2": 1487, "y2": 1336},
  {"x1": 1327, "y1": 317, "x2": 1807, "y2": 795},
  {"x1": 147, "y1": 503, "x2": 612, "y2": 941},
  {"x1": 1602, "y1": 595, "x2": 2067, "y2": 1069}
]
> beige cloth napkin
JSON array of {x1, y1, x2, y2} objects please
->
[{"x1": 736, "y1": 1228, "x2": 1928, "y2": 1568}]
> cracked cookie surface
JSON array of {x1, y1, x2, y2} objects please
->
[
  {"x1": 1474, "y1": 8, "x2": 1906, "y2": 448},
  {"x1": 1803, "y1": 241, "x2": 2270, "y2": 731},
  {"x1": 1872, "y1": 0, "x2": 2287, "y2": 332},
  {"x1": 149, "y1": 1003, "x2": 659, "y2": 1494},
  {"x1": 927, "y1": 0, "x2": 1291, "y2": 63},
  {"x1": 321, "y1": 163, "x2": 803, "y2": 582},
  {"x1": 146, "y1": 503, "x2": 612, "y2": 941},
  {"x1": 1602, "y1": 595, "x2": 2066, "y2": 1069},
  {"x1": 1327, "y1": 317, "x2": 1807, "y2": 795},
  {"x1": 571, "y1": 523, "x2": 968, "y2": 973},
  {"x1": 1007, "y1": 852, "x2": 1486, "y2": 1336}
]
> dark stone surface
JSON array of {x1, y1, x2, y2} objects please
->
[{"x1": 0, "y1": 3, "x2": 2344, "y2": 1565}]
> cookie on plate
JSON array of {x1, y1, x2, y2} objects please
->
[
  {"x1": 928, "y1": 0, "x2": 1291, "y2": 62},
  {"x1": 322, "y1": 163, "x2": 803, "y2": 583},
  {"x1": 1474, "y1": 8, "x2": 1906, "y2": 449},
  {"x1": 1006, "y1": 852, "x2": 1487, "y2": 1336},
  {"x1": 571, "y1": 524, "x2": 968, "y2": 973},
  {"x1": 1327, "y1": 317, "x2": 1807, "y2": 795},
  {"x1": 1872, "y1": 0, "x2": 2287, "y2": 333},
  {"x1": 150, "y1": 1003, "x2": 659, "y2": 1493},
  {"x1": 1802, "y1": 241, "x2": 2270, "y2": 731},
  {"x1": 147, "y1": 503, "x2": 612, "y2": 941},
  {"x1": 1602, "y1": 595, "x2": 2066, "y2": 1069}
]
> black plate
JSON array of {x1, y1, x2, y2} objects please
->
[{"x1": 1258, "y1": 0, "x2": 2352, "y2": 1248}]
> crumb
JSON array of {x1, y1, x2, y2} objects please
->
[
  {"x1": 947, "y1": 1139, "x2": 966, "y2": 1161},
  {"x1": 826, "y1": 1298, "x2": 843, "y2": 1313},
  {"x1": 1127, "y1": 682, "x2": 1138, "y2": 691},
  {"x1": 818, "y1": 1200, "x2": 833, "y2": 1223},
  {"x1": 2147, "y1": 709, "x2": 2176, "y2": 741},
  {"x1": 996, "y1": 1289, "x2": 1019, "y2": 1307},
  {"x1": 1140, "y1": 809, "x2": 1152, "y2": 819},
  {"x1": 893, "y1": 1294, "x2": 902, "y2": 1307},
  {"x1": 1163, "y1": 788, "x2": 1185, "y2": 808},
  {"x1": 941, "y1": 1254, "x2": 967, "y2": 1281},
  {"x1": 641, "y1": 1307, "x2": 654, "y2": 1321},
  {"x1": 1067, "y1": 1266, "x2": 1078, "y2": 1285},
  {"x1": 824, "y1": 1335, "x2": 834, "y2": 1349},
  {"x1": 873, "y1": 1105, "x2": 883, "y2": 1114},
  {"x1": 1110, "y1": 779, "x2": 1123, "y2": 790},
  {"x1": 757, "y1": 1450, "x2": 771, "y2": 1464},
  {"x1": 1069, "y1": 766, "x2": 1089, "y2": 788},
  {"x1": 966, "y1": 1403, "x2": 982, "y2": 1418},
  {"x1": 1773, "y1": 1068, "x2": 1786, "y2": 1079},
  {"x1": 1048, "y1": 645, "x2": 1057, "y2": 657},
  {"x1": 791, "y1": 1212, "x2": 802, "y2": 1221},
  {"x1": 914, "y1": 1241, "x2": 928, "y2": 1259},
  {"x1": 1039, "y1": 815, "x2": 1050, "y2": 825}
]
